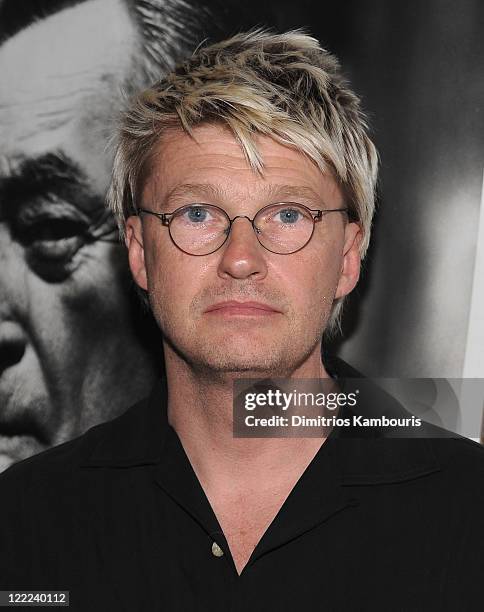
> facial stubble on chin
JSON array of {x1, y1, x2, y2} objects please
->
[{"x1": 150, "y1": 291, "x2": 329, "y2": 380}]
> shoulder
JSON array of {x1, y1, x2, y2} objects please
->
[
  {"x1": 413, "y1": 434, "x2": 484, "y2": 524},
  {"x1": 428, "y1": 432, "x2": 484, "y2": 475},
  {"x1": 0, "y1": 394, "x2": 150, "y2": 495},
  {"x1": 394, "y1": 418, "x2": 484, "y2": 496},
  {"x1": 408, "y1": 413, "x2": 484, "y2": 471}
]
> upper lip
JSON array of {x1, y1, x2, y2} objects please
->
[{"x1": 205, "y1": 300, "x2": 281, "y2": 313}]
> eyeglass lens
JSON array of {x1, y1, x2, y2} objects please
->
[{"x1": 169, "y1": 203, "x2": 315, "y2": 255}]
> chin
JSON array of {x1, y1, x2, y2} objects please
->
[
  {"x1": 192, "y1": 347, "x2": 295, "y2": 377},
  {"x1": 165, "y1": 322, "x2": 315, "y2": 376},
  {"x1": 0, "y1": 454, "x2": 16, "y2": 474}
]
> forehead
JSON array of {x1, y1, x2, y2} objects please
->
[
  {"x1": 0, "y1": 0, "x2": 137, "y2": 177},
  {"x1": 145, "y1": 124, "x2": 342, "y2": 205}
]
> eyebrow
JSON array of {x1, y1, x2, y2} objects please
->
[
  {"x1": 163, "y1": 183, "x2": 323, "y2": 204},
  {"x1": 0, "y1": 151, "x2": 100, "y2": 219}
]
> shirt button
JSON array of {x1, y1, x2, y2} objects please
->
[{"x1": 211, "y1": 542, "x2": 224, "y2": 557}]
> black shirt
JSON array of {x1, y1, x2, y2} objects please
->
[{"x1": 0, "y1": 358, "x2": 483, "y2": 611}]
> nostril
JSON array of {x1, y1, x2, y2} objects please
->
[{"x1": 0, "y1": 324, "x2": 27, "y2": 375}]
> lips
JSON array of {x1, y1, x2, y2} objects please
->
[
  {"x1": 205, "y1": 300, "x2": 281, "y2": 314},
  {"x1": 0, "y1": 387, "x2": 48, "y2": 465},
  {"x1": 0, "y1": 453, "x2": 15, "y2": 473},
  {"x1": 0, "y1": 435, "x2": 46, "y2": 472},
  {"x1": 0, "y1": 385, "x2": 50, "y2": 448}
]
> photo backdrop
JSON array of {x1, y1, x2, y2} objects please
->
[{"x1": 0, "y1": 0, "x2": 482, "y2": 471}]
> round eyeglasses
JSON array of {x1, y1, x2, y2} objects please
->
[{"x1": 138, "y1": 202, "x2": 348, "y2": 256}]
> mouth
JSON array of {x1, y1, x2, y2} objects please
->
[
  {"x1": 0, "y1": 358, "x2": 50, "y2": 470},
  {"x1": 0, "y1": 453, "x2": 15, "y2": 473},
  {"x1": 0, "y1": 390, "x2": 50, "y2": 455},
  {"x1": 204, "y1": 300, "x2": 282, "y2": 316},
  {"x1": 0, "y1": 434, "x2": 46, "y2": 472}
]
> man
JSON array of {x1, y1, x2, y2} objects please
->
[
  {"x1": 1, "y1": 30, "x2": 483, "y2": 611},
  {"x1": 0, "y1": 0, "x2": 213, "y2": 472}
]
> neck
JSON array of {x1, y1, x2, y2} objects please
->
[{"x1": 164, "y1": 342, "x2": 331, "y2": 492}]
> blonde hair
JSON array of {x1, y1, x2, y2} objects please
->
[{"x1": 107, "y1": 28, "x2": 378, "y2": 334}]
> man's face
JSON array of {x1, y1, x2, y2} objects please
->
[
  {"x1": 0, "y1": 0, "x2": 157, "y2": 471},
  {"x1": 127, "y1": 124, "x2": 361, "y2": 378}
]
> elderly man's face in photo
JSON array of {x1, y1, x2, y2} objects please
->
[
  {"x1": 0, "y1": 0, "x2": 158, "y2": 471},
  {"x1": 128, "y1": 124, "x2": 361, "y2": 377}
]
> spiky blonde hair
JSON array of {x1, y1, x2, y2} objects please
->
[{"x1": 107, "y1": 28, "x2": 378, "y2": 334}]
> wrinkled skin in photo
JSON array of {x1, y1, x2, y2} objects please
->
[{"x1": 0, "y1": 0, "x2": 162, "y2": 472}]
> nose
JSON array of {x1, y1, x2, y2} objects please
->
[{"x1": 217, "y1": 216, "x2": 268, "y2": 281}]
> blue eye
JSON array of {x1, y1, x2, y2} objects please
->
[
  {"x1": 278, "y1": 209, "x2": 300, "y2": 224},
  {"x1": 186, "y1": 206, "x2": 208, "y2": 223}
]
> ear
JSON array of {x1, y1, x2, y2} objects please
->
[
  {"x1": 125, "y1": 216, "x2": 148, "y2": 291},
  {"x1": 334, "y1": 222, "x2": 362, "y2": 299}
]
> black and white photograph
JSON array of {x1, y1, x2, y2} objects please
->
[{"x1": 0, "y1": 0, "x2": 483, "y2": 609}]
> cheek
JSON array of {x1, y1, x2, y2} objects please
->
[
  {"x1": 145, "y1": 243, "x2": 195, "y2": 320},
  {"x1": 315, "y1": 254, "x2": 342, "y2": 294},
  {"x1": 279, "y1": 246, "x2": 342, "y2": 316},
  {"x1": 61, "y1": 245, "x2": 129, "y2": 309},
  {"x1": 313, "y1": 234, "x2": 344, "y2": 292},
  {"x1": 33, "y1": 246, "x2": 135, "y2": 356},
  {"x1": 21, "y1": 276, "x2": 85, "y2": 371}
]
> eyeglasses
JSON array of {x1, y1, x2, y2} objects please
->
[{"x1": 138, "y1": 202, "x2": 348, "y2": 256}]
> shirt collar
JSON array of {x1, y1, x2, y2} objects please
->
[
  {"x1": 80, "y1": 355, "x2": 441, "y2": 484},
  {"x1": 80, "y1": 376, "x2": 169, "y2": 468}
]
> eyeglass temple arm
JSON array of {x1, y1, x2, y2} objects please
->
[
  {"x1": 309, "y1": 208, "x2": 349, "y2": 222},
  {"x1": 138, "y1": 208, "x2": 173, "y2": 227}
]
